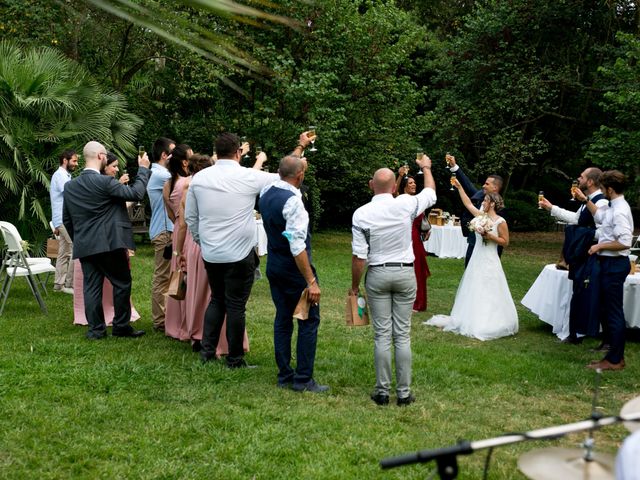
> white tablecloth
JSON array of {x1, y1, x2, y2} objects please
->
[
  {"x1": 256, "y1": 218, "x2": 268, "y2": 256},
  {"x1": 424, "y1": 225, "x2": 467, "y2": 259},
  {"x1": 521, "y1": 263, "x2": 640, "y2": 339}
]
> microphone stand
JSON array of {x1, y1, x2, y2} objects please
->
[{"x1": 380, "y1": 412, "x2": 640, "y2": 478}]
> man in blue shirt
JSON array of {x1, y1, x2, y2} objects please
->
[
  {"x1": 147, "y1": 137, "x2": 175, "y2": 332},
  {"x1": 50, "y1": 149, "x2": 78, "y2": 294}
]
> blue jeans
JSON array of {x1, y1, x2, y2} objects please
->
[{"x1": 267, "y1": 269, "x2": 320, "y2": 385}]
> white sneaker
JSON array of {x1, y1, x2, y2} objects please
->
[{"x1": 61, "y1": 287, "x2": 74, "y2": 295}]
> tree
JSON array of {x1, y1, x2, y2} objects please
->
[
  {"x1": 586, "y1": 32, "x2": 640, "y2": 206},
  {"x1": 0, "y1": 41, "x2": 142, "y2": 249}
]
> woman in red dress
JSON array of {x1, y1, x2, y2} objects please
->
[{"x1": 397, "y1": 167, "x2": 431, "y2": 312}]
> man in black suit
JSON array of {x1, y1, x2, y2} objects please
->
[
  {"x1": 63, "y1": 141, "x2": 151, "y2": 339},
  {"x1": 446, "y1": 154, "x2": 504, "y2": 267}
]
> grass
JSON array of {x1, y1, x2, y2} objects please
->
[{"x1": 1, "y1": 230, "x2": 638, "y2": 479}]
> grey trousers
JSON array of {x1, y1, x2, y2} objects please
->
[{"x1": 365, "y1": 266, "x2": 416, "y2": 398}]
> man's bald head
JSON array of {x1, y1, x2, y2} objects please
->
[
  {"x1": 83, "y1": 141, "x2": 107, "y2": 170},
  {"x1": 370, "y1": 168, "x2": 396, "y2": 194},
  {"x1": 278, "y1": 155, "x2": 306, "y2": 179}
]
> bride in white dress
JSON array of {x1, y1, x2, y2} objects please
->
[{"x1": 426, "y1": 180, "x2": 518, "y2": 340}]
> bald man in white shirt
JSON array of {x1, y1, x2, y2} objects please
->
[{"x1": 351, "y1": 155, "x2": 436, "y2": 406}]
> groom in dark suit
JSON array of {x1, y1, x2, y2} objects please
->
[
  {"x1": 63, "y1": 141, "x2": 151, "y2": 339},
  {"x1": 446, "y1": 154, "x2": 504, "y2": 267}
]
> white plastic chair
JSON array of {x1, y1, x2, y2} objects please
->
[{"x1": 0, "y1": 221, "x2": 56, "y2": 315}]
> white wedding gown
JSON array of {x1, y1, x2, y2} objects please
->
[{"x1": 426, "y1": 217, "x2": 518, "y2": 340}]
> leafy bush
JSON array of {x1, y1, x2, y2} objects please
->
[
  {"x1": 506, "y1": 190, "x2": 555, "y2": 232},
  {"x1": 0, "y1": 41, "x2": 141, "y2": 251}
]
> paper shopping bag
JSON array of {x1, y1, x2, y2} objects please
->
[
  {"x1": 293, "y1": 288, "x2": 311, "y2": 320},
  {"x1": 46, "y1": 238, "x2": 59, "y2": 259},
  {"x1": 167, "y1": 269, "x2": 187, "y2": 300},
  {"x1": 345, "y1": 291, "x2": 369, "y2": 326}
]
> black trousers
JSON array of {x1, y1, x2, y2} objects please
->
[
  {"x1": 80, "y1": 249, "x2": 132, "y2": 336},
  {"x1": 202, "y1": 250, "x2": 258, "y2": 366}
]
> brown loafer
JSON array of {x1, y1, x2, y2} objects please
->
[{"x1": 586, "y1": 359, "x2": 625, "y2": 371}]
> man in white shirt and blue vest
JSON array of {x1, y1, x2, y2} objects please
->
[
  {"x1": 259, "y1": 140, "x2": 328, "y2": 393},
  {"x1": 351, "y1": 154, "x2": 437, "y2": 406}
]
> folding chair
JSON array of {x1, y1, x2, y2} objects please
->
[{"x1": 0, "y1": 221, "x2": 56, "y2": 315}]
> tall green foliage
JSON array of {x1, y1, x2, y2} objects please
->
[
  {"x1": 0, "y1": 41, "x2": 141, "y2": 248},
  {"x1": 587, "y1": 32, "x2": 640, "y2": 205}
]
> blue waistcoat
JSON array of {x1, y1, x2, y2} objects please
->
[{"x1": 259, "y1": 186, "x2": 312, "y2": 277}]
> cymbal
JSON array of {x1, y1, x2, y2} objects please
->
[
  {"x1": 518, "y1": 447, "x2": 614, "y2": 480},
  {"x1": 621, "y1": 396, "x2": 640, "y2": 432}
]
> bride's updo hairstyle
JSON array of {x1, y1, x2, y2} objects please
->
[{"x1": 484, "y1": 192, "x2": 504, "y2": 211}]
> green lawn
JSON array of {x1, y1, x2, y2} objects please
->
[{"x1": 1, "y1": 231, "x2": 638, "y2": 479}]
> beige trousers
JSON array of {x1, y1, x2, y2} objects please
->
[
  {"x1": 54, "y1": 224, "x2": 74, "y2": 289},
  {"x1": 151, "y1": 230, "x2": 172, "y2": 329}
]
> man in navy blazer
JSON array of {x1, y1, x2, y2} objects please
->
[
  {"x1": 446, "y1": 155, "x2": 505, "y2": 267},
  {"x1": 63, "y1": 141, "x2": 151, "y2": 339}
]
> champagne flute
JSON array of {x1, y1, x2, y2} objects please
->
[
  {"x1": 308, "y1": 126, "x2": 317, "y2": 152},
  {"x1": 240, "y1": 136, "x2": 250, "y2": 160},
  {"x1": 538, "y1": 191, "x2": 544, "y2": 209},
  {"x1": 402, "y1": 163, "x2": 409, "y2": 178},
  {"x1": 138, "y1": 145, "x2": 145, "y2": 158},
  {"x1": 445, "y1": 152, "x2": 451, "y2": 168},
  {"x1": 450, "y1": 171, "x2": 457, "y2": 191},
  {"x1": 569, "y1": 179, "x2": 579, "y2": 201},
  {"x1": 416, "y1": 148, "x2": 424, "y2": 175}
]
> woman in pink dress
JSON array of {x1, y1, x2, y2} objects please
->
[
  {"x1": 174, "y1": 153, "x2": 250, "y2": 355},
  {"x1": 396, "y1": 167, "x2": 431, "y2": 312},
  {"x1": 162, "y1": 144, "x2": 192, "y2": 340},
  {"x1": 73, "y1": 153, "x2": 140, "y2": 325}
]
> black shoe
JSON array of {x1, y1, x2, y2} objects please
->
[
  {"x1": 292, "y1": 379, "x2": 329, "y2": 393},
  {"x1": 560, "y1": 336, "x2": 583, "y2": 345},
  {"x1": 370, "y1": 393, "x2": 390, "y2": 406},
  {"x1": 191, "y1": 340, "x2": 202, "y2": 352},
  {"x1": 200, "y1": 351, "x2": 217, "y2": 363},
  {"x1": 86, "y1": 331, "x2": 107, "y2": 340},
  {"x1": 277, "y1": 381, "x2": 293, "y2": 389},
  {"x1": 397, "y1": 394, "x2": 416, "y2": 406},
  {"x1": 226, "y1": 359, "x2": 257, "y2": 369},
  {"x1": 112, "y1": 329, "x2": 145, "y2": 338}
]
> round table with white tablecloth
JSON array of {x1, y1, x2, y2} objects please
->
[
  {"x1": 521, "y1": 263, "x2": 640, "y2": 339},
  {"x1": 423, "y1": 224, "x2": 467, "y2": 259}
]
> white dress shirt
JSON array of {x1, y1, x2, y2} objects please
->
[
  {"x1": 593, "y1": 195, "x2": 634, "y2": 257},
  {"x1": 185, "y1": 159, "x2": 278, "y2": 263},
  {"x1": 550, "y1": 189, "x2": 608, "y2": 224},
  {"x1": 352, "y1": 188, "x2": 437, "y2": 264},
  {"x1": 260, "y1": 180, "x2": 309, "y2": 256}
]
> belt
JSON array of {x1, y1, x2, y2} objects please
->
[{"x1": 369, "y1": 262, "x2": 413, "y2": 268}]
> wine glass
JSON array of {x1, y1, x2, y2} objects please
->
[
  {"x1": 569, "y1": 179, "x2": 579, "y2": 201},
  {"x1": 416, "y1": 148, "x2": 424, "y2": 175},
  {"x1": 240, "y1": 136, "x2": 250, "y2": 160},
  {"x1": 308, "y1": 126, "x2": 317, "y2": 152},
  {"x1": 450, "y1": 171, "x2": 457, "y2": 191},
  {"x1": 538, "y1": 191, "x2": 544, "y2": 209}
]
